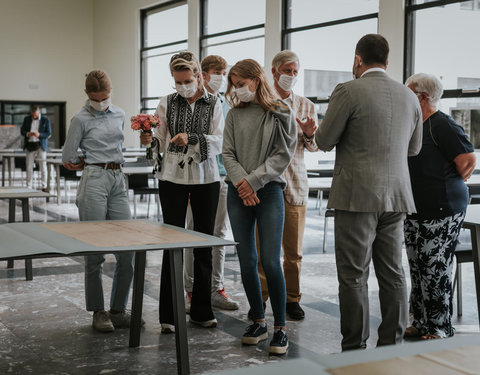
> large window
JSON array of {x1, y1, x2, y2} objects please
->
[
  {"x1": 282, "y1": 0, "x2": 379, "y2": 114},
  {"x1": 405, "y1": 0, "x2": 480, "y2": 147},
  {"x1": 141, "y1": 1, "x2": 188, "y2": 112},
  {"x1": 200, "y1": 0, "x2": 265, "y2": 66}
]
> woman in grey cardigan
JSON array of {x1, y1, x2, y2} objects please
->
[{"x1": 223, "y1": 59, "x2": 297, "y2": 355}]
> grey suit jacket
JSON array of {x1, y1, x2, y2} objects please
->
[{"x1": 315, "y1": 71, "x2": 423, "y2": 213}]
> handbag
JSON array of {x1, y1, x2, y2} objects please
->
[{"x1": 25, "y1": 141, "x2": 41, "y2": 152}]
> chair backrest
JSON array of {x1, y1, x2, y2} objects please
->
[{"x1": 127, "y1": 173, "x2": 149, "y2": 189}]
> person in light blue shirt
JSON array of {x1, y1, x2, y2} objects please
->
[{"x1": 62, "y1": 70, "x2": 137, "y2": 333}]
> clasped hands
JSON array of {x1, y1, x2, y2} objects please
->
[
  {"x1": 27, "y1": 131, "x2": 40, "y2": 138},
  {"x1": 139, "y1": 132, "x2": 188, "y2": 147},
  {"x1": 236, "y1": 179, "x2": 259, "y2": 206}
]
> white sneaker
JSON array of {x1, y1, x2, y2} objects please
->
[
  {"x1": 161, "y1": 323, "x2": 175, "y2": 334},
  {"x1": 211, "y1": 288, "x2": 240, "y2": 310},
  {"x1": 190, "y1": 318, "x2": 217, "y2": 328},
  {"x1": 92, "y1": 311, "x2": 114, "y2": 332},
  {"x1": 109, "y1": 310, "x2": 145, "y2": 328}
]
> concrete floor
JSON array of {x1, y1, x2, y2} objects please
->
[{"x1": 0, "y1": 175, "x2": 479, "y2": 374}]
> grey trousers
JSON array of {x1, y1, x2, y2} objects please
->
[{"x1": 334, "y1": 210, "x2": 408, "y2": 351}]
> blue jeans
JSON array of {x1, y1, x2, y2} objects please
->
[
  {"x1": 227, "y1": 181, "x2": 286, "y2": 326},
  {"x1": 76, "y1": 165, "x2": 134, "y2": 312}
]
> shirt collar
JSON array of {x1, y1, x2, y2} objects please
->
[{"x1": 361, "y1": 67, "x2": 386, "y2": 78}]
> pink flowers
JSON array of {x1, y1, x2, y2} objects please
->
[{"x1": 130, "y1": 113, "x2": 160, "y2": 133}]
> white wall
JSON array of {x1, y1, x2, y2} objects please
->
[{"x1": 0, "y1": 0, "x2": 94, "y2": 124}]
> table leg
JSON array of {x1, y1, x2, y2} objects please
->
[
  {"x1": 1, "y1": 156, "x2": 5, "y2": 186},
  {"x1": 129, "y1": 251, "x2": 146, "y2": 348},
  {"x1": 46, "y1": 162, "x2": 52, "y2": 200},
  {"x1": 469, "y1": 225, "x2": 480, "y2": 328},
  {"x1": 7, "y1": 199, "x2": 15, "y2": 269},
  {"x1": 21, "y1": 198, "x2": 33, "y2": 281},
  {"x1": 56, "y1": 164, "x2": 61, "y2": 205},
  {"x1": 170, "y1": 249, "x2": 190, "y2": 375},
  {"x1": 8, "y1": 156, "x2": 13, "y2": 186}
]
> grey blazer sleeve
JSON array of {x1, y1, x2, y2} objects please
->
[{"x1": 314, "y1": 84, "x2": 351, "y2": 151}]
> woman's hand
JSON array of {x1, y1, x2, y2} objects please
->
[
  {"x1": 242, "y1": 192, "x2": 260, "y2": 206},
  {"x1": 170, "y1": 133, "x2": 188, "y2": 147},
  {"x1": 140, "y1": 132, "x2": 153, "y2": 145},
  {"x1": 236, "y1": 179, "x2": 254, "y2": 199},
  {"x1": 63, "y1": 157, "x2": 85, "y2": 171}
]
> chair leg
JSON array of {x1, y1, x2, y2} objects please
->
[
  {"x1": 323, "y1": 215, "x2": 328, "y2": 254},
  {"x1": 133, "y1": 196, "x2": 137, "y2": 219},
  {"x1": 146, "y1": 194, "x2": 151, "y2": 218},
  {"x1": 457, "y1": 263, "x2": 463, "y2": 316}
]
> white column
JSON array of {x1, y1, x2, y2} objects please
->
[
  {"x1": 187, "y1": 0, "x2": 200, "y2": 56},
  {"x1": 264, "y1": 0, "x2": 282, "y2": 81},
  {"x1": 378, "y1": 0, "x2": 406, "y2": 83}
]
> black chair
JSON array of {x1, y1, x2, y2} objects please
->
[
  {"x1": 453, "y1": 241, "x2": 473, "y2": 316},
  {"x1": 127, "y1": 173, "x2": 159, "y2": 219}
]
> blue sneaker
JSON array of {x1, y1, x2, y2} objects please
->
[
  {"x1": 242, "y1": 322, "x2": 268, "y2": 345},
  {"x1": 268, "y1": 329, "x2": 288, "y2": 355}
]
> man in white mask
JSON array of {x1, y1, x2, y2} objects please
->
[
  {"x1": 183, "y1": 55, "x2": 240, "y2": 312},
  {"x1": 252, "y1": 50, "x2": 318, "y2": 321}
]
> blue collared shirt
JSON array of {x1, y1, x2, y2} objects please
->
[{"x1": 62, "y1": 101, "x2": 125, "y2": 165}]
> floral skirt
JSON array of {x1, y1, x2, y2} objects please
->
[{"x1": 404, "y1": 211, "x2": 466, "y2": 338}]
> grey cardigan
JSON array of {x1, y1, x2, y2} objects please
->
[{"x1": 222, "y1": 102, "x2": 297, "y2": 191}]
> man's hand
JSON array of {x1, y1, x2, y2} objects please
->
[
  {"x1": 170, "y1": 133, "x2": 188, "y2": 147},
  {"x1": 296, "y1": 116, "x2": 317, "y2": 138},
  {"x1": 236, "y1": 179, "x2": 254, "y2": 199},
  {"x1": 33, "y1": 131, "x2": 40, "y2": 138},
  {"x1": 63, "y1": 157, "x2": 85, "y2": 171}
]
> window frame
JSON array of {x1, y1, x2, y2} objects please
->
[
  {"x1": 404, "y1": 0, "x2": 480, "y2": 101},
  {"x1": 199, "y1": 0, "x2": 265, "y2": 60},
  {"x1": 140, "y1": 0, "x2": 188, "y2": 112}
]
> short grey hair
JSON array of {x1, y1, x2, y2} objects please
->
[
  {"x1": 405, "y1": 73, "x2": 443, "y2": 107},
  {"x1": 272, "y1": 50, "x2": 299, "y2": 70}
]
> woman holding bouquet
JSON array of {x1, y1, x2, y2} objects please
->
[
  {"x1": 139, "y1": 51, "x2": 223, "y2": 332},
  {"x1": 222, "y1": 59, "x2": 297, "y2": 354},
  {"x1": 62, "y1": 70, "x2": 137, "y2": 333}
]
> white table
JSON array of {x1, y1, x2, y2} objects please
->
[{"x1": 0, "y1": 220, "x2": 234, "y2": 375}]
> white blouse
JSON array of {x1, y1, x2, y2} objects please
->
[{"x1": 152, "y1": 89, "x2": 224, "y2": 185}]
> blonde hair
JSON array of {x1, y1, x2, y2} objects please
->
[
  {"x1": 201, "y1": 55, "x2": 227, "y2": 72},
  {"x1": 169, "y1": 51, "x2": 204, "y2": 89},
  {"x1": 226, "y1": 59, "x2": 283, "y2": 112},
  {"x1": 271, "y1": 50, "x2": 299, "y2": 70},
  {"x1": 85, "y1": 70, "x2": 112, "y2": 93}
]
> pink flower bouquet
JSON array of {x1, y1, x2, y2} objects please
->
[{"x1": 130, "y1": 113, "x2": 161, "y2": 159}]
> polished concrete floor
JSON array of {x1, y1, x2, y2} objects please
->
[{"x1": 0, "y1": 176, "x2": 479, "y2": 374}]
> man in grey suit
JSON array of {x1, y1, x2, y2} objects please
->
[{"x1": 314, "y1": 34, "x2": 423, "y2": 351}]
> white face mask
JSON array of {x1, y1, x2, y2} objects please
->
[
  {"x1": 175, "y1": 81, "x2": 198, "y2": 98},
  {"x1": 90, "y1": 98, "x2": 111, "y2": 112},
  {"x1": 207, "y1": 74, "x2": 227, "y2": 93},
  {"x1": 235, "y1": 85, "x2": 256, "y2": 102},
  {"x1": 277, "y1": 74, "x2": 298, "y2": 91}
]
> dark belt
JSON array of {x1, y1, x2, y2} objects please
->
[{"x1": 88, "y1": 162, "x2": 122, "y2": 170}]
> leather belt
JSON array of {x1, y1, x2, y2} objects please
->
[{"x1": 88, "y1": 162, "x2": 122, "y2": 170}]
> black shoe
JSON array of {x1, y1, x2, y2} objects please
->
[
  {"x1": 286, "y1": 302, "x2": 305, "y2": 320},
  {"x1": 269, "y1": 329, "x2": 288, "y2": 355},
  {"x1": 242, "y1": 322, "x2": 268, "y2": 345},
  {"x1": 247, "y1": 302, "x2": 267, "y2": 321}
]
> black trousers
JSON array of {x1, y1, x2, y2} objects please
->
[{"x1": 158, "y1": 180, "x2": 220, "y2": 324}]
